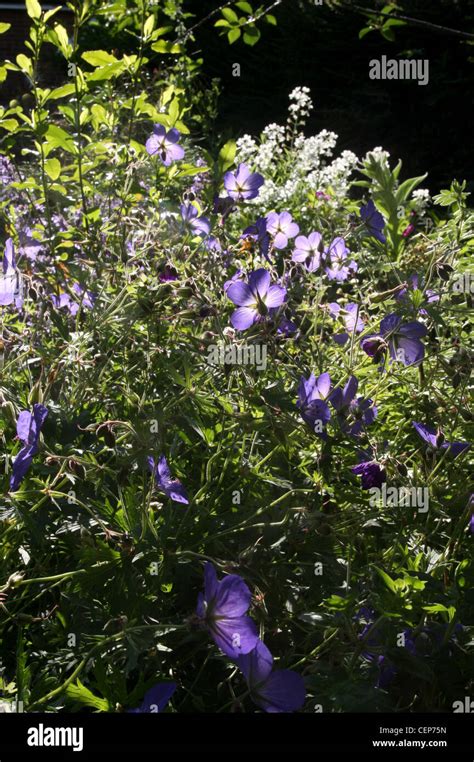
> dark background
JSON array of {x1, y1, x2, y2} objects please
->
[
  {"x1": 190, "y1": 0, "x2": 474, "y2": 192},
  {"x1": 1, "y1": 0, "x2": 473, "y2": 192}
]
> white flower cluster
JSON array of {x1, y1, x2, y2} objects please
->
[
  {"x1": 412, "y1": 188, "x2": 431, "y2": 214},
  {"x1": 364, "y1": 146, "x2": 391, "y2": 167},
  {"x1": 235, "y1": 88, "x2": 361, "y2": 210},
  {"x1": 288, "y1": 85, "x2": 313, "y2": 122}
]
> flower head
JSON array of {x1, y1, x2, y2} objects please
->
[
  {"x1": 10, "y1": 404, "x2": 48, "y2": 492},
  {"x1": 297, "y1": 372, "x2": 332, "y2": 435},
  {"x1": 327, "y1": 302, "x2": 364, "y2": 345},
  {"x1": 127, "y1": 682, "x2": 177, "y2": 713},
  {"x1": 146, "y1": 125, "x2": 185, "y2": 166},
  {"x1": 236, "y1": 640, "x2": 305, "y2": 713},
  {"x1": 352, "y1": 455, "x2": 386, "y2": 489},
  {"x1": 362, "y1": 313, "x2": 427, "y2": 367},
  {"x1": 224, "y1": 163, "x2": 264, "y2": 201},
  {"x1": 266, "y1": 211, "x2": 299, "y2": 250},
  {"x1": 0, "y1": 238, "x2": 23, "y2": 308},
  {"x1": 412, "y1": 422, "x2": 470, "y2": 458},
  {"x1": 292, "y1": 232, "x2": 323, "y2": 271},
  {"x1": 196, "y1": 562, "x2": 259, "y2": 658},
  {"x1": 325, "y1": 236, "x2": 357, "y2": 282},
  {"x1": 360, "y1": 200, "x2": 386, "y2": 243},
  {"x1": 180, "y1": 203, "x2": 211, "y2": 237},
  {"x1": 148, "y1": 455, "x2": 189, "y2": 504},
  {"x1": 226, "y1": 268, "x2": 286, "y2": 330}
]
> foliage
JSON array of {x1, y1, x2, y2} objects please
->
[{"x1": 0, "y1": 1, "x2": 472, "y2": 715}]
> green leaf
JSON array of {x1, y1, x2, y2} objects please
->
[
  {"x1": 151, "y1": 40, "x2": 182, "y2": 54},
  {"x1": 87, "y1": 62, "x2": 125, "y2": 82},
  {"x1": 221, "y1": 7, "x2": 239, "y2": 23},
  {"x1": 26, "y1": 0, "x2": 42, "y2": 20},
  {"x1": 0, "y1": 119, "x2": 19, "y2": 132},
  {"x1": 236, "y1": 1, "x2": 253, "y2": 12},
  {"x1": 374, "y1": 566, "x2": 398, "y2": 594},
  {"x1": 44, "y1": 157, "x2": 61, "y2": 180},
  {"x1": 0, "y1": 22, "x2": 12, "y2": 34},
  {"x1": 66, "y1": 680, "x2": 109, "y2": 712},
  {"x1": 228, "y1": 27, "x2": 241, "y2": 44},
  {"x1": 218, "y1": 139, "x2": 236, "y2": 172},
  {"x1": 395, "y1": 173, "x2": 428, "y2": 205},
  {"x1": 265, "y1": 13, "x2": 277, "y2": 25},
  {"x1": 144, "y1": 14, "x2": 155, "y2": 39},
  {"x1": 49, "y1": 83, "x2": 75, "y2": 99},
  {"x1": 82, "y1": 50, "x2": 118, "y2": 67},
  {"x1": 16, "y1": 54, "x2": 33, "y2": 76},
  {"x1": 243, "y1": 26, "x2": 260, "y2": 45},
  {"x1": 45, "y1": 124, "x2": 76, "y2": 154}
]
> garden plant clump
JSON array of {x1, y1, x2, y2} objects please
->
[{"x1": 0, "y1": 0, "x2": 473, "y2": 716}]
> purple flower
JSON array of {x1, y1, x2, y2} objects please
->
[
  {"x1": 352, "y1": 452, "x2": 386, "y2": 489},
  {"x1": 236, "y1": 640, "x2": 305, "y2": 713},
  {"x1": 361, "y1": 313, "x2": 428, "y2": 367},
  {"x1": 292, "y1": 232, "x2": 323, "y2": 271},
  {"x1": 224, "y1": 163, "x2": 264, "y2": 201},
  {"x1": 348, "y1": 397, "x2": 378, "y2": 436},
  {"x1": 196, "y1": 562, "x2": 259, "y2": 658},
  {"x1": 158, "y1": 264, "x2": 179, "y2": 282},
  {"x1": 18, "y1": 227, "x2": 43, "y2": 261},
  {"x1": 148, "y1": 455, "x2": 189, "y2": 504},
  {"x1": 226, "y1": 268, "x2": 286, "y2": 331},
  {"x1": 325, "y1": 237, "x2": 357, "y2": 282},
  {"x1": 296, "y1": 372, "x2": 332, "y2": 436},
  {"x1": 329, "y1": 375, "x2": 358, "y2": 413},
  {"x1": 51, "y1": 285, "x2": 94, "y2": 316},
  {"x1": 0, "y1": 238, "x2": 23, "y2": 308},
  {"x1": 242, "y1": 217, "x2": 270, "y2": 260},
  {"x1": 146, "y1": 125, "x2": 185, "y2": 166},
  {"x1": 180, "y1": 203, "x2": 210, "y2": 237},
  {"x1": 273, "y1": 311, "x2": 297, "y2": 336},
  {"x1": 360, "y1": 200, "x2": 386, "y2": 243},
  {"x1": 412, "y1": 422, "x2": 470, "y2": 458},
  {"x1": 127, "y1": 682, "x2": 177, "y2": 713},
  {"x1": 10, "y1": 404, "x2": 48, "y2": 492},
  {"x1": 328, "y1": 302, "x2": 364, "y2": 345},
  {"x1": 266, "y1": 212, "x2": 299, "y2": 250},
  {"x1": 328, "y1": 376, "x2": 377, "y2": 436}
]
